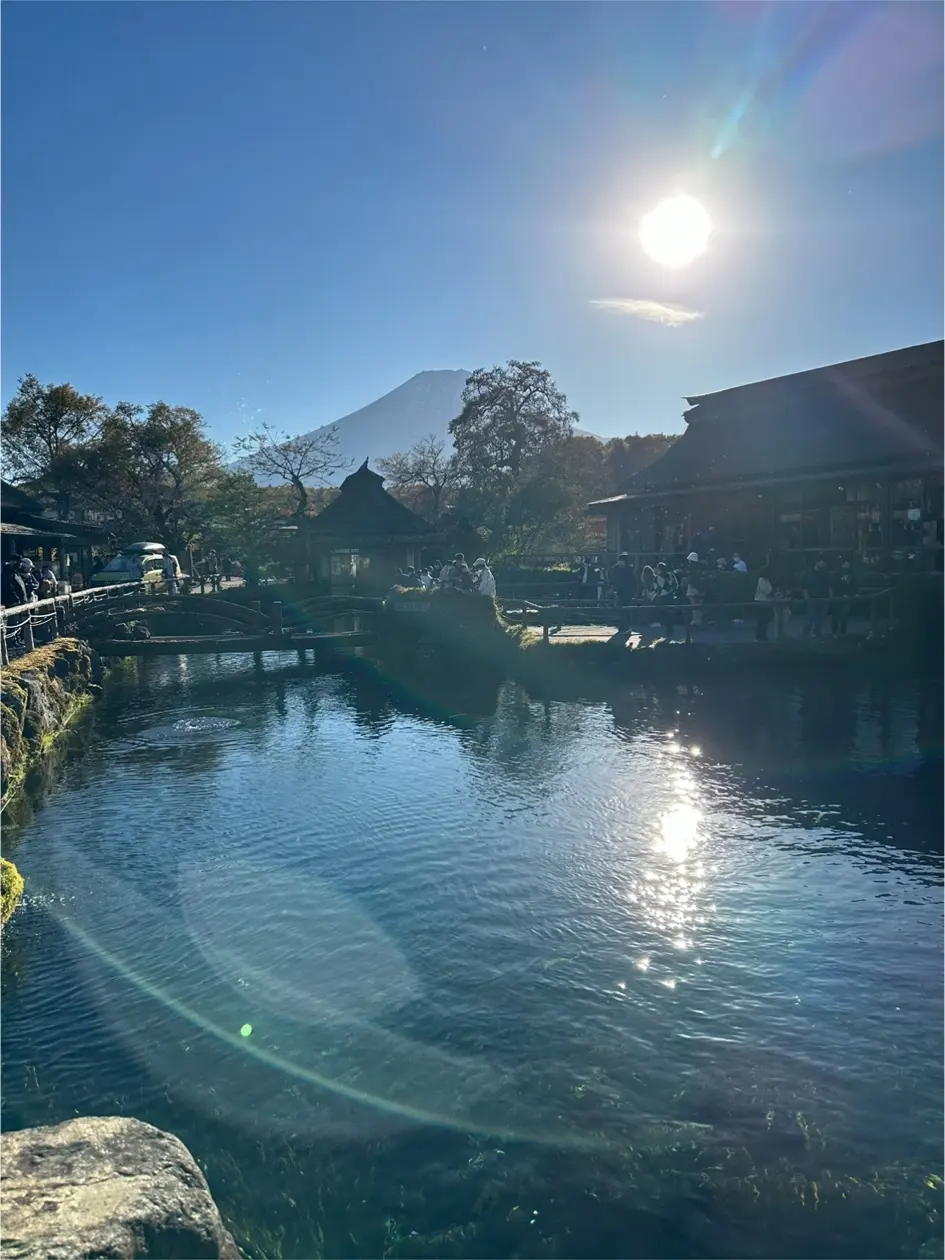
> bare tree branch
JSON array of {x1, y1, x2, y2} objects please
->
[
  {"x1": 376, "y1": 435, "x2": 460, "y2": 519},
  {"x1": 233, "y1": 422, "x2": 350, "y2": 517}
]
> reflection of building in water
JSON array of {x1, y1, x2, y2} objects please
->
[{"x1": 589, "y1": 340, "x2": 944, "y2": 575}]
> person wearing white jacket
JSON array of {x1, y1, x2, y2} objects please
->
[{"x1": 473, "y1": 558, "x2": 496, "y2": 598}]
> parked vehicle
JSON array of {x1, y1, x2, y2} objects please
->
[{"x1": 89, "y1": 542, "x2": 168, "y2": 587}]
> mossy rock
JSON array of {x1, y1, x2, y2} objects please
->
[
  {"x1": 1, "y1": 681, "x2": 28, "y2": 723},
  {"x1": 1, "y1": 701, "x2": 25, "y2": 756},
  {"x1": 1, "y1": 857, "x2": 24, "y2": 925}
]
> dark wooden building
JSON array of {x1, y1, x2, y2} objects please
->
[
  {"x1": 1, "y1": 480, "x2": 108, "y2": 581},
  {"x1": 300, "y1": 460, "x2": 438, "y2": 593},
  {"x1": 589, "y1": 341, "x2": 944, "y2": 573}
]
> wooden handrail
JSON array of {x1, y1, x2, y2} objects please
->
[{"x1": 529, "y1": 591, "x2": 893, "y2": 644}]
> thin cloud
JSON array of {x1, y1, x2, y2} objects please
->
[{"x1": 590, "y1": 298, "x2": 704, "y2": 327}]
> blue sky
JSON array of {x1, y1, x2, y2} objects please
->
[{"x1": 2, "y1": 1, "x2": 942, "y2": 450}]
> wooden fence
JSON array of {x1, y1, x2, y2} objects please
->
[
  {"x1": 0, "y1": 583, "x2": 146, "y2": 664},
  {"x1": 501, "y1": 592, "x2": 894, "y2": 645}
]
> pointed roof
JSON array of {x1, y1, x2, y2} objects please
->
[{"x1": 305, "y1": 459, "x2": 437, "y2": 539}]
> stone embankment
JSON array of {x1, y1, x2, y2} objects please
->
[
  {"x1": 1, "y1": 638, "x2": 106, "y2": 925},
  {"x1": 1, "y1": 638, "x2": 102, "y2": 804},
  {"x1": 1, "y1": 1116, "x2": 239, "y2": 1259}
]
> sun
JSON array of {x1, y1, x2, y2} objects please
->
[{"x1": 639, "y1": 196, "x2": 713, "y2": 269}]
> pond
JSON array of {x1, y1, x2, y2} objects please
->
[{"x1": 2, "y1": 655, "x2": 942, "y2": 1259}]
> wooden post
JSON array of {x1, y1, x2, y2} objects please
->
[
  {"x1": 542, "y1": 611, "x2": 550, "y2": 645},
  {"x1": 251, "y1": 599, "x2": 262, "y2": 631},
  {"x1": 23, "y1": 611, "x2": 35, "y2": 654},
  {"x1": 271, "y1": 601, "x2": 283, "y2": 637},
  {"x1": 56, "y1": 604, "x2": 66, "y2": 638},
  {"x1": 1, "y1": 628, "x2": 8, "y2": 666}
]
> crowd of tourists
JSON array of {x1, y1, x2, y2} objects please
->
[
  {"x1": 1, "y1": 555, "x2": 60, "y2": 607},
  {"x1": 573, "y1": 550, "x2": 861, "y2": 642},
  {"x1": 394, "y1": 553, "x2": 496, "y2": 598}
]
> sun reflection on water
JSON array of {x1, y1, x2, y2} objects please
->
[{"x1": 657, "y1": 804, "x2": 701, "y2": 864}]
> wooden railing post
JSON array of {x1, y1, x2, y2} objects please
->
[
  {"x1": 251, "y1": 600, "x2": 262, "y2": 631},
  {"x1": 23, "y1": 611, "x2": 35, "y2": 654},
  {"x1": 55, "y1": 604, "x2": 66, "y2": 638},
  {"x1": 1, "y1": 627, "x2": 8, "y2": 666},
  {"x1": 271, "y1": 601, "x2": 283, "y2": 637},
  {"x1": 542, "y1": 611, "x2": 550, "y2": 644}
]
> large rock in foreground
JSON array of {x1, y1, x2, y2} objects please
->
[{"x1": 1, "y1": 1116, "x2": 239, "y2": 1259}]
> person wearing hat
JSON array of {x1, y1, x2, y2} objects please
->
[
  {"x1": 19, "y1": 557, "x2": 40, "y2": 602},
  {"x1": 473, "y1": 557, "x2": 496, "y2": 598}
]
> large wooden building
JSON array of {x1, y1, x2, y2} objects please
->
[
  {"x1": 300, "y1": 460, "x2": 438, "y2": 593},
  {"x1": 589, "y1": 341, "x2": 944, "y2": 573},
  {"x1": 1, "y1": 480, "x2": 108, "y2": 581}
]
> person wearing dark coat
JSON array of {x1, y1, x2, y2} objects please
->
[{"x1": 1, "y1": 560, "x2": 28, "y2": 608}]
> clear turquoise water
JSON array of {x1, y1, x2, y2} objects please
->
[{"x1": 2, "y1": 656, "x2": 942, "y2": 1259}]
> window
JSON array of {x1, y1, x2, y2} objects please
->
[
  {"x1": 330, "y1": 550, "x2": 358, "y2": 582},
  {"x1": 890, "y1": 478, "x2": 923, "y2": 548}
]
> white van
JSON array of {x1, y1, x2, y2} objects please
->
[{"x1": 90, "y1": 542, "x2": 170, "y2": 587}]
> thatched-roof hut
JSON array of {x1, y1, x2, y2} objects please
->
[{"x1": 300, "y1": 460, "x2": 438, "y2": 592}]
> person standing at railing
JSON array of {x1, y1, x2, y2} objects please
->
[
  {"x1": 1, "y1": 558, "x2": 27, "y2": 608},
  {"x1": 39, "y1": 563, "x2": 58, "y2": 599},
  {"x1": 610, "y1": 553, "x2": 635, "y2": 631},
  {"x1": 19, "y1": 558, "x2": 40, "y2": 602},
  {"x1": 830, "y1": 561, "x2": 856, "y2": 636},
  {"x1": 754, "y1": 568, "x2": 775, "y2": 641},
  {"x1": 802, "y1": 559, "x2": 831, "y2": 638},
  {"x1": 162, "y1": 551, "x2": 181, "y2": 595},
  {"x1": 685, "y1": 553, "x2": 705, "y2": 627}
]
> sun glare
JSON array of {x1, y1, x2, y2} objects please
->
[{"x1": 639, "y1": 196, "x2": 713, "y2": 269}]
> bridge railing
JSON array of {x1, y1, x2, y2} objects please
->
[
  {"x1": 510, "y1": 592, "x2": 894, "y2": 645},
  {"x1": 0, "y1": 582, "x2": 146, "y2": 664}
]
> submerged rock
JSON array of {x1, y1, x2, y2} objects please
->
[{"x1": 0, "y1": 1116, "x2": 239, "y2": 1259}]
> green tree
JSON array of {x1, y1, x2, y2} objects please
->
[
  {"x1": 1, "y1": 374, "x2": 106, "y2": 515},
  {"x1": 376, "y1": 435, "x2": 459, "y2": 520},
  {"x1": 233, "y1": 422, "x2": 347, "y2": 518},
  {"x1": 603, "y1": 433, "x2": 678, "y2": 489},
  {"x1": 79, "y1": 401, "x2": 222, "y2": 553},
  {"x1": 200, "y1": 470, "x2": 279, "y2": 568},
  {"x1": 450, "y1": 361, "x2": 578, "y2": 553}
]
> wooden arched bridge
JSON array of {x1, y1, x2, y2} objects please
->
[{"x1": 0, "y1": 583, "x2": 380, "y2": 662}]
